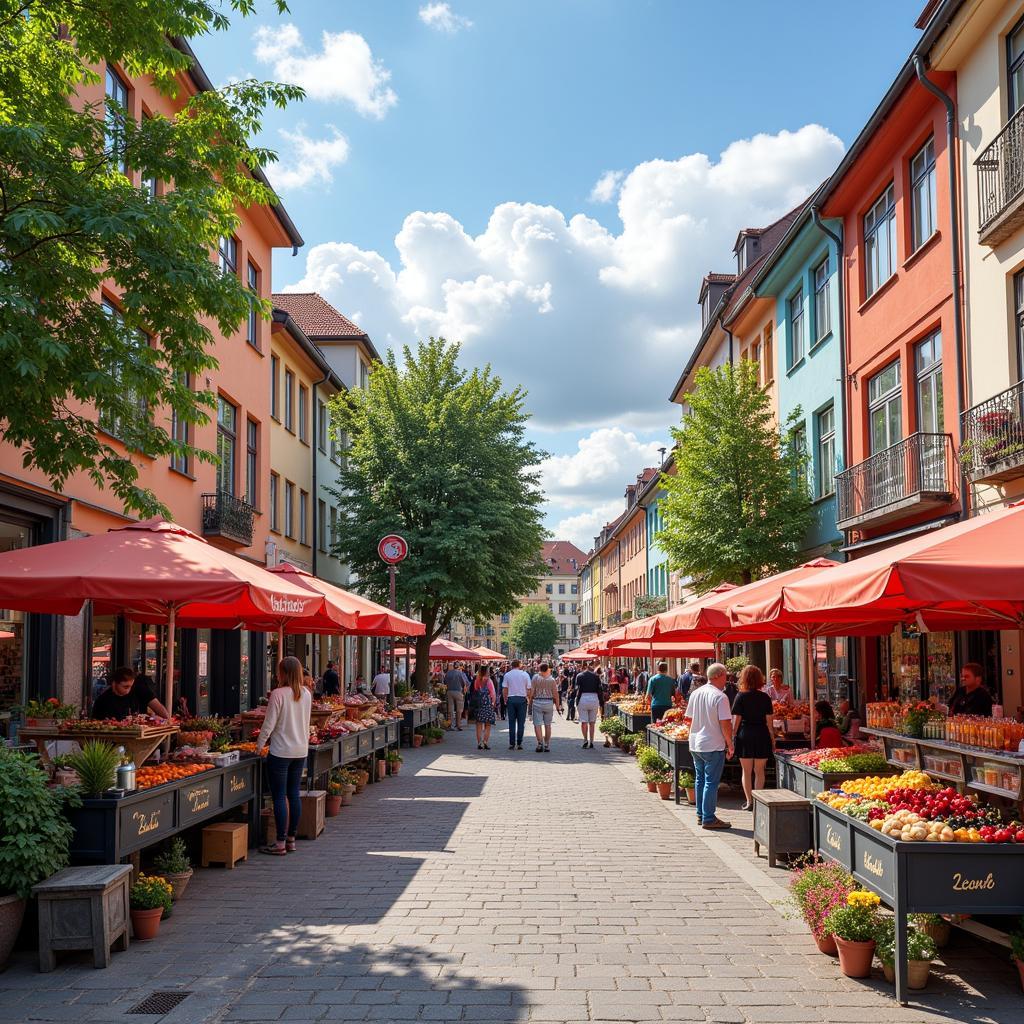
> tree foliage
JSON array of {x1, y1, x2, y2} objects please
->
[
  {"x1": 508, "y1": 603, "x2": 559, "y2": 658},
  {"x1": 0, "y1": 1, "x2": 299, "y2": 514},
  {"x1": 659, "y1": 360, "x2": 814, "y2": 591},
  {"x1": 329, "y1": 338, "x2": 548, "y2": 686}
]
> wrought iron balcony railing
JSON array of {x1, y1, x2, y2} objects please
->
[
  {"x1": 977, "y1": 105, "x2": 1024, "y2": 244},
  {"x1": 201, "y1": 490, "x2": 255, "y2": 546},
  {"x1": 836, "y1": 432, "x2": 954, "y2": 530},
  {"x1": 961, "y1": 379, "x2": 1024, "y2": 485}
]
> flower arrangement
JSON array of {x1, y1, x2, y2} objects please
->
[
  {"x1": 385, "y1": 751, "x2": 402, "y2": 764},
  {"x1": 130, "y1": 874, "x2": 173, "y2": 913},
  {"x1": 789, "y1": 856, "x2": 856, "y2": 941},
  {"x1": 874, "y1": 917, "x2": 936, "y2": 967},
  {"x1": 21, "y1": 697, "x2": 78, "y2": 722},
  {"x1": 824, "y1": 890, "x2": 882, "y2": 942},
  {"x1": 902, "y1": 701, "x2": 938, "y2": 739}
]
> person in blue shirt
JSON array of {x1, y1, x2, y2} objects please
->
[{"x1": 646, "y1": 661, "x2": 677, "y2": 723}]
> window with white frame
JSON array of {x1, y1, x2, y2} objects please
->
[
  {"x1": 218, "y1": 235, "x2": 237, "y2": 278},
  {"x1": 817, "y1": 405, "x2": 836, "y2": 498},
  {"x1": 269, "y1": 473, "x2": 279, "y2": 531},
  {"x1": 864, "y1": 184, "x2": 896, "y2": 298},
  {"x1": 284, "y1": 369, "x2": 294, "y2": 431},
  {"x1": 814, "y1": 256, "x2": 831, "y2": 341},
  {"x1": 284, "y1": 480, "x2": 294, "y2": 537},
  {"x1": 104, "y1": 65, "x2": 129, "y2": 175},
  {"x1": 789, "y1": 286, "x2": 805, "y2": 366},
  {"x1": 299, "y1": 490, "x2": 308, "y2": 545},
  {"x1": 216, "y1": 396, "x2": 237, "y2": 496},
  {"x1": 868, "y1": 361, "x2": 902, "y2": 454},
  {"x1": 910, "y1": 138, "x2": 937, "y2": 252},
  {"x1": 246, "y1": 261, "x2": 259, "y2": 348},
  {"x1": 170, "y1": 372, "x2": 190, "y2": 474}
]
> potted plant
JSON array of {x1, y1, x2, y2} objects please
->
[
  {"x1": 678, "y1": 770, "x2": 696, "y2": 805},
  {"x1": 129, "y1": 874, "x2": 173, "y2": 940},
  {"x1": 412, "y1": 730, "x2": 424, "y2": 748},
  {"x1": 351, "y1": 767, "x2": 370, "y2": 792},
  {"x1": 650, "y1": 767, "x2": 673, "y2": 800},
  {"x1": 1011, "y1": 917, "x2": 1024, "y2": 991},
  {"x1": 823, "y1": 890, "x2": 882, "y2": 977},
  {"x1": 334, "y1": 768, "x2": 357, "y2": 805},
  {"x1": 789, "y1": 856, "x2": 855, "y2": 956},
  {"x1": 376, "y1": 756, "x2": 388, "y2": 778},
  {"x1": 0, "y1": 748, "x2": 77, "y2": 966},
  {"x1": 875, "y1": 917, "x2": 937, "y2": 989},
  {"x1": 20, "y1": 697, "x2": 78, "y2": 727},
  {"x1": 152, "y1": 837, "x2": 193, "y2": 901},
  {"x1": 50, "y1": 753, "x2": 79, "y2": 787},
  {"x1": 67, "y1": 740, "x2": 122, "y2": 797},
  {"x1": 386, "y1": 751, "x2": 403, "y2": 775},
  {"x1": 325, "y1": 778, "x2": 344, "y2": 816},
  {"x1": 911, "y1": 912, "x2": 950, "y2": 949}
]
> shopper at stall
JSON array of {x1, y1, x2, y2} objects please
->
[
  {"x1": 90, "y1": 666, "x2": 170, "y2": 720},
  {"x1": 574, "y1": 661, "x2": 604, "y2": 748},
  {"x1": 528, "y1": 662, "x2": 561, "y2": 752},
  {"x1": 685, "y1": 662, "x2": 734, "y2": 830},
  {"x1": 321, "y1": 660, "x2": 341, "y2": 697},
  {"x1": 257, "y1": 656, "x2": 312, "y2": 857},
  {"x1": 646, "y1": 661, "x2": 677, "y2": 723},
  {"x1": 502, "y1": 659, "x2": 531, "y2": 750},
  {"x1": 371, "y1": 668, "x2": 391, "y2": 699},
  {"x1": 677, "y1": 661, "x2": 698, "y2": 700},
  {"x1": 444, "y1": 664, "x2": 469, "y2": 731},
  {"x1": 766, "y1": 668, "x2": 794, "y2": 706},
  {"x1": 948, "y1": 662, "x2": 994, "y2": 718},
  {"x1": 471, "y1": 667, "x2": 497, "y2": 750},
  {"x1": 731, "y1": 665, "x2": 773, "y2": 812},
  {"x1": 814, "y1": 701, "x2": 844, "y2": 749}
]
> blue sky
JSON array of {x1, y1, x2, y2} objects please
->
[{"x1": 197, "y1": 1, "x2": 923, "y2": 548}]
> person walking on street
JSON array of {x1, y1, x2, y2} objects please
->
[
  {"x1": 495, "y1": 666, "x2": 507, "y2": 720},
  {"x1": 645, "y1": 661, "x2": 676, "y2": 724},
  {"x1": 371, "y1": 668, "x2": 391, "y2": 700},
  {"x1": 257, "y1": 656, "x2": 312, "y2": 856},
  {"x1": 685, "y1": 662, "x2": 734, "y2": 830},
  {"x1": 731, "y1": 665, "x2": 773, "y2": 812},
  {"x1": 566, "y1": 671, "x2": 577, "y2": 722},
  {"x1": 574, "y1": 661, "x2": 605, "y2": 748},
  {"x1": 502, "y1": 659, "x2": 531, "y2": 750},
  {"x1": 528, "y1": 662, "x2": 561, "y2": 752},
  {"x1": 470, "y1": 667, "x2": 497, "y2": 749},
  {"x1": 444, "y1": 663, "x2": 469, "y2": 731}
]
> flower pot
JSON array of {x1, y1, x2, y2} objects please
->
[
  {"x1": 389, "y1": 762, "x2": 400, "y2": 775},
  {"x1": 325, "y1": 795, "x2": 343, "y2": 817},
  {"x1": 340, "y1": 785, "x2": 355, "y2": 807},
  {"x1": 834, "y1": 937, "x2": 875, "y2": 978},
  {"x1": 922, "y1": 920, "x2": 950, "y2": 948},
  {"x1": 684, "y1": 787, "x2": 696, "y2": 804},
  {"x1": 646, "y1": 781, "x2": 657, "y2": 793},
  {"x1": 0, "y1": 894, "x2": 26, "y2": 967},
  {"x1": 907, "y1": 959, "x2": 931, "y2": 990},
  {"x1": 157, "y1": 869, "x2": 193, "y2": 902},
  {"x1": 1014, "y1": 955, "x2": 1024, "y2": 992},
  {"x1": 881, "y1": 961, "x2": 895, "y2": 984},
  {"x1": 657, "y1": 782, "x2": 672, "y2": 800},
  {"x1": 376, "y1": 759, "x2": 387, "y2": 777},
  {"x1": 814, "y1": 932, "x2": 838, "y2": 956},
  {"x1": 412, "y1": 735, "x2": 423, "y2": 747},
  {"x1": 603, "y1": 738, "x2": 611, "y2": 747},
  {"x1": 130, "y1": 907, "x2": 163, "y2": 941}
]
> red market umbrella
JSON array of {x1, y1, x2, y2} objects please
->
[
  {"x1": 468, "y1": 645, "x2": 504, "y2": 660},
  {"x1": 561, "y1": 646, "x2": 591, "y2": 661},
  {"x1": 393, "y1": 638, "x2": 484, "y2": 662},
  {"x1": 622, "y1": 583, "x2": 739, "y2": 641},
  {"x1": 587, "y1": 639, "x2": 715, "y2": 658}
]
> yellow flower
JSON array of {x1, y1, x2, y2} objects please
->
[{"x1": 846, "y1": 890, "x2": 880, "y2": 909}]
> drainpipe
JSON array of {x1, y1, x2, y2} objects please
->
[
  {"x1": 311, "y1": 370, "x2": 329, "y2": 675},
  {"x1": 724, "y1": 323, "x2": 734, "y2": 365},
  {"x1": 913, "y1": 56, "x2": 968, "y2": 520}
]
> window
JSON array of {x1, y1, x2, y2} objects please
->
[
  {"x1": 791, "y1": 424, "x2": 808, "y2": 488},
  {"x1": 245, "y1": 419, "x2": 258, "y2": 507},
  {"x1": 299, "y1": 490, "x2": 308, "y2": 545},
  {"x1": 360, "y1": 362, "x2": 369, "y2": 390},
  {"x1": 269, "y1": 473, "x2": 279, "y2": 532},
  {"x1": 817, "y1": 405, "x2": 836, "y2": 498},
  {"x1": 501, "y1": 612, "x2": 510, "y2": 624},
  {"x1": 142, "y1": 115, "x2": 158, "y2": 198},
  {"x1": 814, "y1": 256, "x2": 831, "y2": 341},
  {"x1": 1009, "y1": 15, "x2": 1024, "y2": 115},
  {"x1": 558, "y1": 583, "x2": 565, "y2": 595},
  {"x1": 571, "y1": 603, "x2": 577, "y2": 615},
  {"x1": 318, "y1": 500, "x2": 327, "y2": 552},
  {"x1": 559, "y1": 602, "x2": 566, "y2": 615},
  {"x1": 218, "y1": 235, "x2": 237, "y2": 277},
  {"x1": 868, "y1": 361, "x2": 902, "y2": 453},
  {"x1": 170, "y1": 373, "x2": 191, "y2": 474},
  {"x1": 1015, "y1": 270, "x2": 1024, "y2": 380},
  {"x1": 571, "y1": 584, "x2": 578, "y2": 594},
  {"x1": 284, "y1": 369, "x2": 294, "y2": 431},
  {"x1": 298, "y1": 385, "x2": 309, "y2": 442},
  {"x1": 763, "y1": 321, "x2": 774, "y2": 382},
  {"x1": 864, "y1": 184, "x2": 897, "y2": 298},
  {"x1": 99, "y1": 299, "x2": 148, "y2": 439},
  {"x1": 317, "y1": 398, "x2": 328, "y2": 451},
  {"x1": 545, "y1": 583, "x2": 553, "y2": 594},
  {"x1": 329, "y1": 506, "x2": 338, "y2": 550},
  {"x1": 789, "y1": 286, "x2": 805, "y2": 366},
  {"x1": 246, "y1": 261, "x2": 260, "y2": 348},
  {"x1": 915, "y1": 332, "x2": 943, "y2": 434},
  {"x1": 270, "y1": 355, "x2": 280, "y2": 419},
  {"x1": 104, "y1": 65, "x2": 129, "y2": 175},
  {"x1": 284, "y1": 481, "x2": 294, "y2": 537},
  {"x1": 216, "y1": 396, "x2": 237, "y2": 495},
  {"x1": 910, "y1": 138, "x2": 937, "y2": 252},
  {"x1": 559, "y1": 623, "x2": 567, "y2": 638},
  {"x1": 752, "y1": 339, "x2": 762, "y2": 384}
]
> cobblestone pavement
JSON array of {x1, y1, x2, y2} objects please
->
[{"x1": 1, "y1": 715, "x2": 1018, "y2": 1023}]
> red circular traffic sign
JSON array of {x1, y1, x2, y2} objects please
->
[{"x1": 378, "y1": 534, "x2": 408, "y2": 564}]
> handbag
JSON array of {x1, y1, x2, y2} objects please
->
[{"x1": 467, "y1": 685, "x2": 483, "y2": 713}]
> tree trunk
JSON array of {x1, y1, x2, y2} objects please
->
[{"x1": 414, "y1": 633, "x2": 432, "y2": 690}]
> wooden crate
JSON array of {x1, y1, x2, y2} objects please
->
[
  {"x1": 297, "y1": 790, "x2": 325, "y2": 840},
  {"x1": 752, "y1": 790, "x2": 811, "y2": 867},
  {"x1": 201, "y1": 821, "x2": 248, "y2": 869}
]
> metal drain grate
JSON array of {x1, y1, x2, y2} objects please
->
[{"x1": 127, "y1": 991, "x2": 191, "y2": 1015}]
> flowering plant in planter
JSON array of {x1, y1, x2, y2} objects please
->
[
  {"x1": 874, "y1": 917, "x2": 936, "y2": 967},
  {"x1": 789, "y1": 856, "x2": 855, "y2": 943},
  {"x1": 824, "y1": 890, "x2": 882, "y2": 941},
  {"x1": 130, "y1": 875, "x2": 173, "y2": 913},
  {"x1": 902, "y1": 701, "x2": 937, "y2": 739},
  {"x1": 20, "y1": 697, "x2": 78, "y2": 722}
]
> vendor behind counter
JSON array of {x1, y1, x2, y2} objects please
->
[{"x1": 90, "y1": 666, "x2": 170, "y2": 719}]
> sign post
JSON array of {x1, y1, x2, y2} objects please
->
[{"x1": 378, "y1": 535, "x2": 408, "y2": 707}]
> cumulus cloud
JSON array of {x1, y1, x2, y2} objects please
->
[
  {"x1": 253, "y1": 24, "x2": 397, "y2": 118},
  {"x1": 419, "y1": 3, "x2": 473, "y2": 32},
  {"x1": 270, "y1": 127, "x2": 349, "y2": 191},
  {"x1": 589, "y1": 170, "x2": 624, "y2": 204},
  {"x1": 284, "y1": 124, "x2": 843, "y2": 430},
  {"x1": 553, "y1": 500, "x2": 624, "y2": 552}
]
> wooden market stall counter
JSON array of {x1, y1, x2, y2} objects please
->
[
  {"x1": 398, "y1": 703, "x2": 440, "y2": 745},
  {"x1": 304, "y1": 720, "x2": 400, "y2": 791},
  {"x1": 20, "y1": 721, "x2": 180, "y2": 768},
  {"x1": 619, "y1": 709, "x2": 651, "y2": 733}
]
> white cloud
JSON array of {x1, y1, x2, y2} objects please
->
[
  {"x1": 553, "y1": 500, "x2": 624, "y2": 552},
  {"x1": 589, "y1": 170, "x2": 623, "y2": 204},
  {"x1": 284, "y1": 124, "x2": 844, "y2": 431},
  {"x1": 253, "y1": 24, "x2": 397, "y2": 119},
  {"x1": 270, "y1": 127, "x2": 349, "y2": 191},
  {"x1": 419, "y1": 3, "x2": 473, "y2": 32}
]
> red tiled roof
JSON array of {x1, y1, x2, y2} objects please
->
[
  {"x1": 272, "y1": 293, "x2": 366, "y2": 339},
  {"x1": 542, "y1": 540, "x2": 588, "y2": 575}
]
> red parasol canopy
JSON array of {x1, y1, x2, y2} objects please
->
[
  {"x1": 393, "y1": 638, "x2": 485, "y2": 662},
  {"x1": 587, "y1": 639, "x2": 715, "y2": 658},
  {"x1": 622, "y1": 583, "x2": 738, "y2": 641},
  {"x1": 467, "y1": 645, "x2": 505, "y2": 660}
]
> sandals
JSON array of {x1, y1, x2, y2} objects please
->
[
  {"x1": 260, "y1": 844, "x2": 287, "y2": 857},
  {"x1": 286, "y1": 838, "x2": 297, "y2": 853}
]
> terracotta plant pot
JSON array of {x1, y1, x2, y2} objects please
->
[
  {"x1": 325, "y1": 795, "x2": 343, "y2": 817},
  {"x1": 603, "y1": 738, "x2": 611, "y2": 747},
  {"x1": 389, "y1": 762, "x2": 400, "y2": 775},
  {"x1": 882, "y1": 962, "x2": 895, "y2": 984},
  {"x1": 412, "y1": 735, "x2": 423, "y2": 747},
  {"x1": 684, "y1": 788, "x2": 696, "y2": 804},
  {"x1": 922, "y1": 920, "x2": 951, "y2": 948},
  {"x1": 1014, "y1": 956, "x2": 1024, "y2": 992},
  {"x1": 907, "y1": 959, "x2": 932, "y2": 990},
  {"x1": 340, "y1": 785, "x2": 355, "y2": 807},
  {"x1": 376, "y1": 759, "x2": 387, "y2": 777},
  {"x1": 834, "y1": 937, "x2": 875, "y2": 978},
  {"x1": 657, "y1": 782, "x2": 672, "y2": 800},
  {"x1": 646, "y1": 781, "x2": 657, "y2": 793},
  {"x1": 814, "y1": 932, "x2": 838, "y2": 956},
  {"x1": 157, "y1": 869, "x2": 193, "y2": 902},
  {"x1": 0, "y1": 895, "x2": 26, "y2": 967},
  {"x1": 131, "y1": 907, "x2": 163, "y2": 941}
]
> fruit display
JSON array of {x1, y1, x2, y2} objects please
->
[
  {"x1": 136, "y1": 762, "x2": 215, "y2": 789},
  {"x1": 791, "y1": 745, "x2": 883, "y2": 769},
  {"x1": 652, "y1": 722, "x2": 690, "y2": 741},
  {"x1": 774, "y1": 701, "x2": 810, "y2": 719},
  {"x1": 224, "y1": 742, "x2": 266, "y2": 755},
  {"x1": 58, "y1": 714, "x2": 176, "y2": 734},
  {"x1": 836, "y1": 770, "x2": 938, "y2": 799},
  {"x1": 816, "y1": 752, "x2": 890, "y2": 773},
  {"x1": 177, "y1": 730, "x2": 214, "y2": 747},
  {"x1": 397, "y1": 692, "x2": 441, "y2": 709},
  {"x1": 617, "y1": 695, "x2": 652, "y2": 715},
  {"x1": 658, "y1": 707, "x2": 687, "y2": 725}
]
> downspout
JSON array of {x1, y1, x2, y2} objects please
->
[
  {"x1": 913, "y1": 56, "x2": 968, "y2": 520},
  {"x1": 310, "y1": 370, "x2": 329, "y2": 676},
  {"x1": 724, "y1": 322, "x2": 734, "y2": 365}
]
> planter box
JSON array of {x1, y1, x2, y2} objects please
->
[
  {"x1": 620, "y1": 711, "x2": 651, "y2": 733},
  {"x1": 646, "y1": 726, "x2": 694, "y2": 805}
]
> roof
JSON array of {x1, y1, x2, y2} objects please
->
[
  {"x1": 698, "y1": 272, "x2": 736, "y2": 302},
  {"x1": 270, "y1": 308, "x2": 343, "y2": 391},
  {"x1": 541, "y1": 540, "x2": 588, "y2": 576},
  {"x1": 272, "y1": 293, "x2": 383, "y2": 363}
]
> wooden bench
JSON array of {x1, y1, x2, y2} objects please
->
[
  {"x1": 752, "y1": 789, "x2": 811, "y2": 867},
  {"x1": 32, "y1": 864, "x2": 131, "y2": 971}
]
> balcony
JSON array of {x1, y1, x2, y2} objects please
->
[
  {"x1": 606, "y1": 612, "x2": 622, "y2": 627},
  {"x1": 201, "y1": 491, "x2": 255, "y2": 546},
  {"x1": 836, "y1": 433, "x2": 954, "y2": 532},
  {"x1": 977, "y1": 106, "x2": 1024, "y2": 245},
  {"x1": 961, "y1": 379, "x2": 1024, "y2": 485}
]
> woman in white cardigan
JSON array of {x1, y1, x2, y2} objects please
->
[{"x1": 257, "y1": 656, "x2": 311, "y2": 855}]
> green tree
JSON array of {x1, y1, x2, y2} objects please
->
[
  {"x1": 508, "y1": 603, "x2": 559, "y2": 658},
  {"x1": 329, "y1": 338, "x2": 548, "y2": 687},
  {"x1": 660, "y1": 360, "x2": 813, "y2": 591},
  {"x1": 0, "y1": 1, "x2": 300, "y2": 515}
]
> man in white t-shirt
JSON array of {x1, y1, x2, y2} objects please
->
[
  {"x1": 501, "y1": 659, "x2": 531, "y2": 751},
  {"x1": 371, "y1": 671, "x2": 391, "y2": 698},
  {"x1": 684, "y1": 662, "x2": 734, "y2": 830}
]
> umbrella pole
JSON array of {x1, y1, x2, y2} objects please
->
[
  {"x1": 165, "y1": 605, "x2": 176, "y2": 718},
  {"x1": 278, "y1": 625, "x2": 284, "y2": 666},
  {"x1": 805, "y1": 632, "x2": 817, "y2": 745}
]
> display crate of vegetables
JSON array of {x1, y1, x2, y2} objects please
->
[{"x1": 775, "y1": 744, "x2": 898, "y2": 799}]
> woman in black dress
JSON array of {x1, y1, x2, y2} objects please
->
[{"x1": 731, "y1": 665, "x2": 774, "y2": 812}]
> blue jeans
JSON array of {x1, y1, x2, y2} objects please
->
[
  {"x1": 507, "y1": 696, "x2": 527, "y2": 746},
  {"x1": 266, "y1": 753, "x2": 304, "y2": 842},
  {"x1": 692, "y1": 749, "x2": 726, "y2": 824}
]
